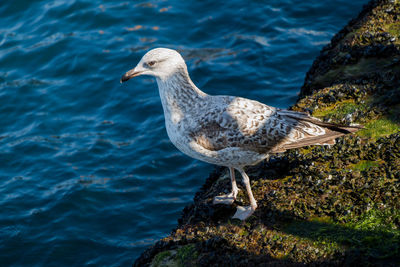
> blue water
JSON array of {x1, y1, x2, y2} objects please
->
[{"x1": 0, "y1": 0, "x2": 366, "y2": 265}]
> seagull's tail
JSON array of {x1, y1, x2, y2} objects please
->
[
  {"x1": 270, "y1": 109, "x2": 364, "y2": 153},
  {"x1": 278, "y1": 109, "x2": 364, "y2": 133}
]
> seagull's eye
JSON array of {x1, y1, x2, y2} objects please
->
[{"x1": 147, "y1": 61, "x2": 156, "y2": 67}]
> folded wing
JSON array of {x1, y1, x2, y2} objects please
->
[{"x1": 190, "y1": 97, "x2": 362, "y2": 154}]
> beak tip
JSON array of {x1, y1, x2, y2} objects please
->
[
  {"x1": 120, "y1": 74, "x2": 130, "y2": 83},
  {"x1": 120, "y1": 68, "x2": 141, "y2": 83}
]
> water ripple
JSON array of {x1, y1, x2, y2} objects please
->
[{"x1": 0, "y1": 0, "x2": 366, "y2": 265}]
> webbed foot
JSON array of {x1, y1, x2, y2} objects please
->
[
  {"x1": 213, "y1": 192, "x2": 236, "y2": 205},
  {"x1": 232, "y1": 205, "x2": 255, "y2": 220}
]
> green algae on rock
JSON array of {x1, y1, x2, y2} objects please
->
[{"x1": 134, "y1": 0, "x2": 400, "y2": 266}]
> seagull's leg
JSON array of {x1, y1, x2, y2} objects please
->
[
  {"x1": 232, "y1": 168, "x2": 257, "y2": 220},
  {"x1": 213, "y1": 167, "x2": 239, "y2": 205},
  {"x1": 230, "y1": 167, "x2": 239, "y2": 199}
]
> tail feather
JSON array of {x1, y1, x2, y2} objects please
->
[
  {"x1": 293, "y1": 116, "x2": 363, "y2": 134},
  {"x1": 278, "y1": 109, "x2": 363, "y2": 133},
  {"x1": 270, "y1": 109, "x2": 364, "y2": 153}
]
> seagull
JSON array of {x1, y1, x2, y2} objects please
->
[{"x1": 121, "y1": 48, "x2": 361, "y2": 220}]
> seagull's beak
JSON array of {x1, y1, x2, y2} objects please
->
[{"x1": 120, "y1": 67, "x2": 143, "y2": 83}]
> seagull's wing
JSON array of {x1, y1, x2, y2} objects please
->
[
  {"x1": 190, "y1": 96, "x2": 288, "y2": 152},
  {"x1": 190, "y1": 96, "x2": 360, "y2": 153}
]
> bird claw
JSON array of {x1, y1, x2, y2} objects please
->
[{"x1": 232, "y1": 205, "x2": 255, "y2": 220}]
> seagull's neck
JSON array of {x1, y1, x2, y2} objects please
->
[{"x1": 156, "y1": 69, "x2": 207, "y2": 124}]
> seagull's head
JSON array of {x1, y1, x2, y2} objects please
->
[{"x1": 120, "y1": 48, "x2": 186, "y2": 83}]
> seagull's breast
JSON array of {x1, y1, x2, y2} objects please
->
[{"x1": 164, "y1": 116, "x2": 200, "y2": 161}]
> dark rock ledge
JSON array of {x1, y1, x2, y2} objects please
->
[{"x1": 134, "y1": 0, "x2": 400, "y2": 266}]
